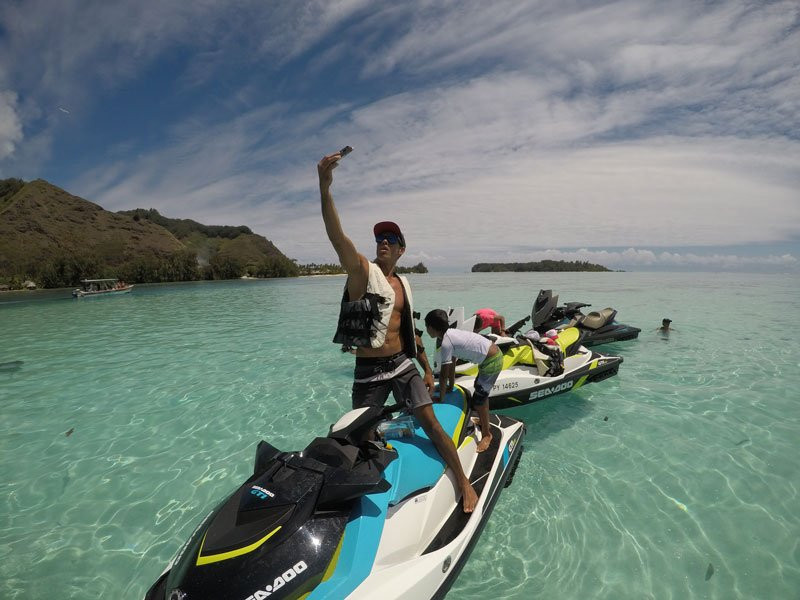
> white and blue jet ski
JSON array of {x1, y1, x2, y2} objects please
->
[{"x1": 144, "y1": 387, "x2": 524, "y2": 600}]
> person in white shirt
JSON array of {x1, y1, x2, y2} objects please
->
[{"x1": 424, "y1": 309, "x2": 503, "y2": 452}]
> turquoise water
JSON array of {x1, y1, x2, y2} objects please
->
[{"x1": 1, "y1": 272, "x2": 799, "y2": 599}]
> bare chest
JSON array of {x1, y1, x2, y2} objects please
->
[{"x1": 388, "y1": 277, "x2": 404, "y2": 315}]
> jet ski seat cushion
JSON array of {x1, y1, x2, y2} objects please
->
[
  {"x1": 577, "y1": 308, "x2": 617, "y2": 330},
  {"x1": 555, "y1": 327, "x2": 580, "y2": 354}
]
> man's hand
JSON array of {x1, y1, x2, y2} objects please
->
[
  {"x1": 318, "y1": 152, "x2": 341, "y2": 191},
  {"x1": 423, "y1": 370, "x2": 435, "y2": 395},
  {"x1": 318, "y1": 151, "x2": 365, "y2": 279}
]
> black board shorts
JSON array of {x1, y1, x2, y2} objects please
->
[{"x1": 352, "y1": 352, "x2": 432, "y2": 412}]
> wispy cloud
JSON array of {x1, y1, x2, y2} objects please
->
[
  {"x1": 1, "y1": 1, "x2": 798, "y2": 270},
  {"x1": 0, "y1": 91, "x2": 22, "y2": 160}
]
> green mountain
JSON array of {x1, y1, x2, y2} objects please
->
[{"x1": 0, "y1": 178, "x2": 297, "y2": 288}]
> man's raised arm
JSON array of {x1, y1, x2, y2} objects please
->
[{"x1": 318, "y1": 152, "x2": 365, "y2": 277}]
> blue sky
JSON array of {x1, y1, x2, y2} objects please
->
[{"x1": 1, "y1": 0, "x2": 798, "y2": 272}]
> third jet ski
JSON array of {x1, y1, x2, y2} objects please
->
[
  {"x1": 144, "y1": 388, "x2": 524, "y2": 600},
  {"x1": 527, "y1": 289, "x2": 641, "y2": 347}
]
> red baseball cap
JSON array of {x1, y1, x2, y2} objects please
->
[{"x1": 373, "y1": 221, "x2": 405, "y2": 247}]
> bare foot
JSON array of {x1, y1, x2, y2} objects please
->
[
  {"x1": 461, "y1": 481, "x2": 478, "y2": 513},
  {"x1": 476, "y1": 433, "x2": 493, "y2": 453}
]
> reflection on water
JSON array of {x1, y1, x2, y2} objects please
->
[{"x1": 2, "y1": 273, "x2": 799, "y2": 599}]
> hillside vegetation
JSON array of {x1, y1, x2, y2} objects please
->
[
  {"x1": 120, "y1": 208, "x2": 297, "y2": 280},
  {"x1": 0, "y1": 178, "x2": 297, "y2": 288},
  {"x1": 297, "y1": 261, "x2": 428, "y2": 275}
]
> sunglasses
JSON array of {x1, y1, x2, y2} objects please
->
[{"x1": 375, "y1": 232, "x2": 401, "y2": 245}]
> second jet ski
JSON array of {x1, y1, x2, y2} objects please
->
[{"x1": 435, "y1": 310, "x2": 623, "y2": 410}]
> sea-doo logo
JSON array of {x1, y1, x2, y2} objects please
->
[
  {"x1": 530, "y1": 380, "x2": 573, "y2": 400},
  {"x1": 250, "y1": 485, "x2": 275, "y2": 500},
  {"x1": 244, "y1": 561, "x2": 308, "y2": 599}
]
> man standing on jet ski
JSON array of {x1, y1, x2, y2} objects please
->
[{"x1": 318, "y1": 150, "x2": 479, "y2": 513}]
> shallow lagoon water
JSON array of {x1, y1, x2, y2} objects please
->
[{"x1": 1, "y1": 272, "x2": 799, "y2": 599}]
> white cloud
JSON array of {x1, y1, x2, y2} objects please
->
[
  {"x1": 2, "y1": 0, "x2": 798, "y2": 270},
  {"x1": 66, "y1": 78, "x2": 800, "y2": 267},
  {"x1": 257, "y1": 76, "x2": 800, "y2": 262},
  {"x1": 0, "y1": 0, "x2": 371, "y2": 171},
  {"x1": 0, "y1": 0, "x2": 370, "y2": 112},
  {"x1": 255, "y1": 0, "x2": 374, "y2": 61},
  {"x1": 0, "y1": 91, "x2": 23, "y2": 161}
]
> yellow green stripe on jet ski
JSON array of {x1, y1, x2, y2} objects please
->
[
  {"x1": 572, "y1": 359, "x2": 599, "y2": 390},
  {"x1": 196, "y1": 526, "x2": 281, "y2": 565}
]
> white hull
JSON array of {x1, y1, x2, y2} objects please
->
[
  {"x1": 347, "y1": 415, "x2": 523, "y2": 599},
  {"x1": 73, "y1": 285, "x2": 133, "y2": 298}
]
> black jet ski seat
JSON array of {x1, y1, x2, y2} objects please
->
[{"x1": 303, "y1": 437, "x2": 360, "y2": 470}]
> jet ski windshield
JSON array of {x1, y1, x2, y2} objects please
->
[
  {"x1": 532, "y1": 289, "x2": 559, "y2": 328},
  {"x1": 200, "y1": 458, "x2": 321, "y2": 559},
  {"x1": 194, "y1": 445, "x2": 391, "y2": 565}
]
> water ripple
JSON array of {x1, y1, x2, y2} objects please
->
[{"x1": 2, "y1": 274, "x2": 800, "y2": 599}]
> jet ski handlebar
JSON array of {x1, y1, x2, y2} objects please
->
[
  {"x1": 505, "y1": 315, "x2": 530, "y2": 336},
  {"x1": 564, "y1": 301, "x2": 591, "y2": 311}
]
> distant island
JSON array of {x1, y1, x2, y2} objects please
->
[
  {"x1": 396, "y1": 262, "x2": 428, "y2": 274},
  {"x1": 472, "y1": 260, "x2": 612, "y2": 272},
  {"x1": 297, "y1": 262, "x2": 428, "y2": 276}
]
